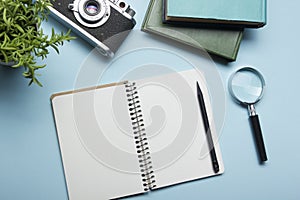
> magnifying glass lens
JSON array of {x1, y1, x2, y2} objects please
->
[{"x1": 230, "y1": 70, "x2": 264, "y2": 104}]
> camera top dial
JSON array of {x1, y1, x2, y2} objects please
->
[{"x1": 68, "y1": 0, "x2": 110, "y2": 28}]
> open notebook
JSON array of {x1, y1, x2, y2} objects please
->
[{"x1": 51, "y1": 69, "x2": 224, "y2": 200}]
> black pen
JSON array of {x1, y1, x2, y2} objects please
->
[{"x1": 196, "y1": 82, "x2": 219, "y2": 173}]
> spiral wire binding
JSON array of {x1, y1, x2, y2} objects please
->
[{"x1": 125, "y1": 82, "x2": 156, "y2": 191}]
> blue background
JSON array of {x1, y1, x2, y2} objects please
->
[{"x1": 0, "y1": 0, "x2": 299, "y2": 199}]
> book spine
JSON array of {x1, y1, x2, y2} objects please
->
[{"x1": 125, "y1": 82, "x2": 156, "y2": 191}]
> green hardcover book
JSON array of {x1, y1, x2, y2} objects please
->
[{"x1": 141, "y1": 0, "x2": 243, "y2": 61}]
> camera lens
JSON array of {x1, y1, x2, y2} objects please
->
[
  {"x1": 84, "y1": 0, "x2": 100, "y2": 16},
  {"x1": 73, "y1": 0, "x2": 111, "y2": 28}
]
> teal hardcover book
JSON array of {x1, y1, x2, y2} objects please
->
[{"x1": 164, "y1": 0, "x2": 267, "y2": 28}]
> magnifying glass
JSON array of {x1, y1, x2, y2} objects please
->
[{"x1": 228, "y1": 67, "x2": 267, "y2": 162}]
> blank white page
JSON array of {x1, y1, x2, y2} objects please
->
[
  {"x1": 134, "y1": 69, "x2": 224, "y2": 189},
  {"x1": 51, "y1": 84, "x2": 145, "y2": 200}
]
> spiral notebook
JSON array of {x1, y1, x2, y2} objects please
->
[{"x1": 51, "y1": 69, "x2": 224, "y2": 200}]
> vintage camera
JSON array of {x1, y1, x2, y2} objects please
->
[{"x1": 49, "y1": 0, "x2": 136, "y2": 57}]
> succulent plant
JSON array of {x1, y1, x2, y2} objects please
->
[{"x1": 0, "y1": 0, "x2": 75, "y2": 86}]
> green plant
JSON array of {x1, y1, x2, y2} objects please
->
[{"x1": 0, "y1": 0, "x2": 75, "y2": 86}]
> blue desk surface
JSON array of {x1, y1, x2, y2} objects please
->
[{"x1": 1, "y1": 0, "x2": 299, "y2": 199}]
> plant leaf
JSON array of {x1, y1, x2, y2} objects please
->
[
  {"x1": 3, "y1": 8, "x2": 8, "y2": 24},
  {"x1": 14, "y1": 24, "x2": 25, "y2": 34}
]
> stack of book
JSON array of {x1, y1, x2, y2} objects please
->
[{"x1": 142, "y1": 0, "x2": 266, "y2": 61}]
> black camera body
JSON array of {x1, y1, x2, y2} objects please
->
[{"x1": 49, "y1": 0, "x2": 136, "y2": 57}]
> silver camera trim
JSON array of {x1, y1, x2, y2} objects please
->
[
  {"x1": 69, "y1": 0, "x2": 111, "y2": 28},
  {"x1": 108, "y1": 0, "x2": 136, "y2": 20},
  {"x1": 49, "y1": 6, "x2": 114, "y2": 57}
]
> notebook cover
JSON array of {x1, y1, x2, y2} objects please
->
[
  {"x1": 163, "y1": 0, "x2": 267, "y2": 28},
  {"x1": 142, "y1": 0, "x2": 243, "y2": 61}
]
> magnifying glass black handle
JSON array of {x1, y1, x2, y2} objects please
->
[{"x1": 250, "y1": 115, "x2": 268, "y2": 162}]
